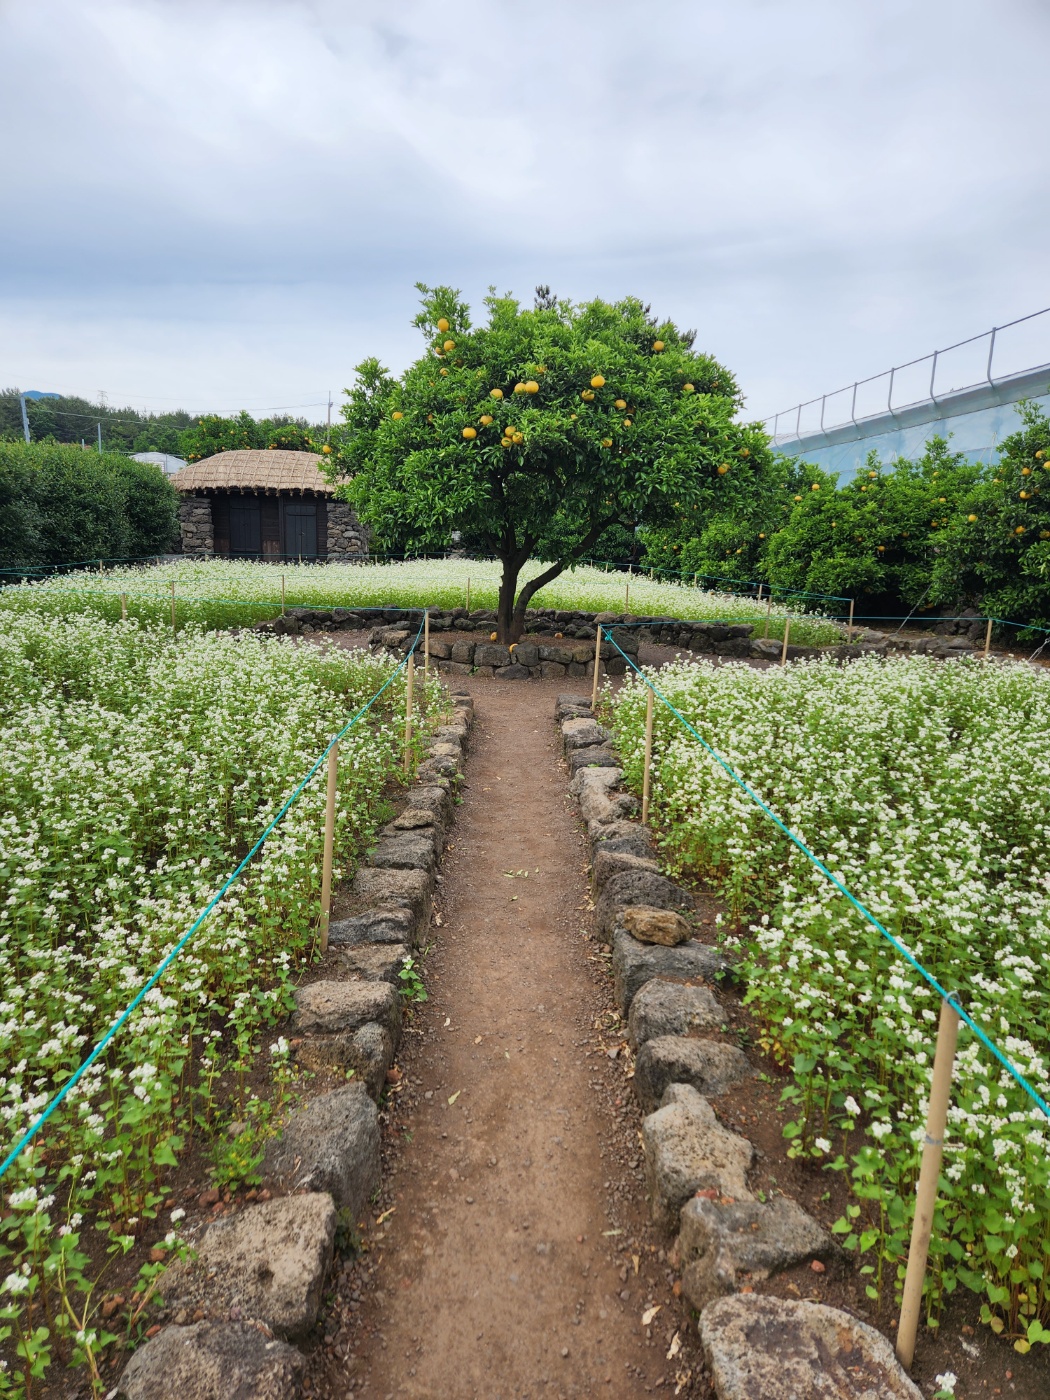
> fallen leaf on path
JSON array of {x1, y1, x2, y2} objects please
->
[
  {"x1": 444, "y1": 1017, "x2": 451, "y2": 1027},
  {"x1": 602, "y1": 1229, "x2": 622, "y2": 1237},
  {"x1": 632, "y1": 1254, "x2": 639, "y2": 1275},
  {"x1": 375, "y1": 1207, "x2": 395, "y2": 1225},
  {"x1": 666, "y1": 1331, "x2": 681, "y2": 1360},
  {"x1": 448, "y1": 1090, "x2": 461, "y2": 1105},
  {"x1": 642, "y1": 1305, "x2": 661, "y2": 1326},
  {"x1": 474, "y1": 1035, "x2": 482, "y2": 1044}
]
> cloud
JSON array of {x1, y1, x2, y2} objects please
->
[{"x1": 1, "y1": 0, "x2": 1047, "y2": 418}]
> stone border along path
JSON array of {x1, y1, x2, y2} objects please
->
[
  {"x1": 559, "y1": 692, "x2": 923, "y2": 1400},
  {"x1": 257, "y1": 602, "x2": 981, "y2": 665},
  {"x1": 115, "y1": 696, "x2": 475, "y2": 1400}
]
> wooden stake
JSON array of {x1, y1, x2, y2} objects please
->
[
  {"x1": 120, "y1": 592, "x2": 127, "y2": 621},
  {"x1": 625, "y1": 582, "x2": 630, "y2": 613},
  {"x1": 170, "y1": 580, "x2": 176, "y2": 633},
  {"x1": 764, "y1": 596, "x2": 772, "y2": 640},
  {"x1": 403, "y1": 652, "x2": 415, "y2": 773},
  {"x1": 757, "y1": 582, "x2": 764, "y2": 601},
  {"x1": 983, "y1": 618, "x2": 993, "y2": 659},
  {"x1": 641, "y1": 687, "x2": 655, "y2": 825},
  {"x1": 591, "y1": 625, "x2": 603, "y2": 709},
  {"x1": 847, "y1": 598, "x2": 855, "y2": 644},
  {"x1": 780, "y1": 615, "x2": 791, "y2": 665},
  {"x1": 465, "y1": 577, "x2": 471, "y2": 612},
  {"x1": 694, "y1": 573, "x2": 698, "y2": 588},
  {"x1": 424, "y1": 610, "x2": 430, "y2": 686},
  {"x1": 281, "y1": 574, "x2": 286, "y2": 616},
  {"x1": 896, "y1": 995, "x2": 961, "y2": 1371},
  {"x1": 98, "y1": 559, "x2": 103, "y2": 575},
  {"x1": 319, "y1": 741, "x2": 338, "y2": 953}
]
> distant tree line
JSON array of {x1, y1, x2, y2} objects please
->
[{"x1": 0, "y1": 390, "x2": 326, "y2": 462}]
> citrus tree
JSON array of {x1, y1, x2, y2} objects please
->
[
  {"x1": 931, "y1": 401, "x2": 1050, "y2": 629},
  {"x1": 331, "y1": 284, "x2": 764, "y2": 642}
]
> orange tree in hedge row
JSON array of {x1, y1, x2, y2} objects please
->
[{"x1": 329, "y1": 283, "x2": 771, "y2": 643}]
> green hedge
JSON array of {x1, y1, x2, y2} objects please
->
[{"x1": 0, "y1": 441, "x2": 180, "y2": 570}]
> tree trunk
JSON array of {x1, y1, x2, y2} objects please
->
[{"x1": 496, "y1": 560, "x2": 521, "y2": 644}]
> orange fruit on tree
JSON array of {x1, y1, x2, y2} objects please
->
[
  {"x1": 440, "y1": 368, "x2": 449, "y2": 376},
  {"x1": 590, "y1": 375, "x2": 605, "y2": 388},
  {"x1": 581, "y1": 389, "x2": 595, "y2": 401},
  {"x1": 967, "y1": 513, "x2": 978, "y2": 522},
  {"x1": 490, "y1": 388, "x2": 503, "y2": 399},
  {"x1": 525, "y1": 381, "x2": 539, "y2": 393},
  {"x1": 739, "y1": 447, "x2": 750, "y2": 457},
  {"x1": 868, "y1": 470, "x2": 877, "y2": 478},
  {"x1": 759, "y1": 532, "x2": 766, "y2": 538},
  {"x1": 1016, "y1": 526, "x2": 1026, "y2": 534},
  {"x1": 623, "y1": 419, "x2": 632, "y2": 427},
  {"x1": 437, "y1": 317, "x2": 450, "y2": 332},
  {"x1": 614, "y1": 399, "x2": 627, "y2": 410},
  {"x1": 1022, "y1": 466, "x2": 1032, "y2": 475},
  {"x1": 500, "y1": 437, "x2": 512, "y2": 448},
  {"x1": 811, "y1": 483, "x2": 820, "y2": 491},
  {"x1": 480, "y1": 414, "x2": 493, "y2": 425},
  {"x1": 718, "y1": 464, "x2": 729, "y2": 475},
  {"x1": 462, "y1": 427, "x2": 477, "y2": 439},
  {"x1": 601, "y1": 437, "x2": 613, "y2": 447},
  {"x1": 322, "y1": 444, "x2": 332, "y2": 453},
  {"x1": 682, "y1": 383, "x2": 695, "y2": 393},
  {"x1": 443, "y1": 339, "x2": 455, "y2": 351},
  {"x1": 652, "y1": 340, "x2": 665, "y2": 351},
  {"x1": 1020, "y1": 490, "x2": 1031, "y2": 499},
  {"x1": 877, "y1": 545, "x2": 885, "y2": 552},
  {"x1": 513, "y1": 433, "x2": 524, "y2": 444},
  {"x1": 392, "y1": 411, "x2": 403, "y2": 419}
]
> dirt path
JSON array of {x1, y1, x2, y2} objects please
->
[{"x1": 317, "y1": 676, "x2": 688, "y2": 1399}]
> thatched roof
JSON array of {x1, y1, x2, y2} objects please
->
[{"x1": 172, "y1": 450, "x2": 334, "y2": 495}]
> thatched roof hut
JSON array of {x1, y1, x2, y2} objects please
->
[{"x1": 172, "y1": 450, "x2": 366, "y2": 560}]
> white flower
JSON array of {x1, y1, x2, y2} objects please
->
[
  {"x1": 843, "y1": 1096, "x2": 861, "y2": 1117},
  {"x1": 169, "y1": 1207, "x2": 185, "y2": 1223},
  {"x1": 2, "y1": 1272, "x2": 29, "y2": 1295},
  {"x1": 935, "y1": 1371, "x2": 957, "y2": 1393},
  {"x1": 814, "y1": 1137, "x2": 832, "y2": 1154}
]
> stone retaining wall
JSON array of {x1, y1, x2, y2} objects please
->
[
  {"x1": 118, "y1": 700, "x2": 474, "y2": 1399},
  {"x1": 558, "y1": 694, "x2": 922, "y2": 1399}
]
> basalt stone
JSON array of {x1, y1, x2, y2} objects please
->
[
  {"x1": 426, "y1": 639, "x2": 453, "y2": 660},
  {"x1": 450, "y1": 640, "x2": 476, "y2": 664},
  {"x1": 291, "y1": 980, "x2": 400, "y2": 1047},
  {"x1": 511, "y1": 642, "x2": 539, "y2": 666},
  {"x1": 566, "y1": 661, "x2": 587, "y2": 677},
  {"x1": 642, "y1": 1084, "x2": 754, "y2": 1232},
  {"x1": 677, "y1": 1195, "x2": 835, "y2": 1311},
  {"x1": 293, "y1": 1022, "x2": 395, "y2": 1100},
  {"x1": 571, "y1": 767, "x2": 637, "y2": 825},
  {"x1": 158, "y1": 1194, "x2": 336, "y2": 1341},
  {"x1": 369, "y1": 831, "x2": 439, "y2": 871},
  {"x1": 116, "y1": 1320, "x2": 306, "y2": 1400},
  {"x1": 567, "y1": 745, "x2": 619, "y2": 774},
  {"x1": 495, "y1": 663, "x2": 531, "y2": 680},
  {"x1": 329, "y1": 942, "x2": 409, "y2": 985},
  {"x1": 407, "y1": 785, "x2": 452, "y2": 818},
  {"x1": 612, "y1": 927, "x2": 726, "y2": 1015},
  {"x1": 352, "y1": 868, "x2": 432, "y2": 932},
  {"x1": 264, "y1": 1085, "x2": 380, "y2": 1216},
  {"x1": 589, "y1": 819, "x2": 654, "y2": 859},
  {"x1": 555, "y1": 693, "x2": 593, "y2": 718},
  {"x1": 698, "y1": 1295, "x2": 922, "y2": 1400},
  {"x1": 438, "y1": 659, "x2": 474, "y2": 675},
  {"x1": 539, "y1": 661, "x2": 567, "y2": 678},
  {"x1": 561, "y1": 717, "x2": 608, "y2": 750},
  {"x1": 634, "y1": 1035, "x2": 754, "y2": 1113},
  {"x1": 434, "y1": 723, "x2": 469, "y2": 744},
  {"x1": 539, "y1": 644, "x2": 575, "y2": 665},
  {"x1": 472, "y1": 665, "x2": 494, "y2": 678},
  {"x1": 385, "y1": 808, "x2": 437, "y2": 833},
  {"x1": 475, "y1": 642, "x2": 512, "y2": 668},
  {"x1": 591, "y1": 849, "x2": 660, "y2": 895},
  {"x1": 595, "y1": 869, "x2": 691, "y2": 938},
  {"x1": 327, "y1": 905, "x2": 416, "y2": 947},
  {"x1": 628, "y1": 979, "x2": 722, "y2": 1048},
  {"x1": 619, "y1": 905, "x2": 692, "y2": 946}
]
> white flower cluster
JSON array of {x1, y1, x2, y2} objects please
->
[
  {"x1": 0, "y1": 557, "x2": 841, "y2": 644},
  {"x1": 612, "y1": 652, "x2": 1050, "y2": 1321}
]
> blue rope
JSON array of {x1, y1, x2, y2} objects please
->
[
  {"x1": 0, "y1": 620, "x2": 426, "y2": 1183},
  {"x1": 600, "y1": 626, "x2": 1050, "y2": 1121}
]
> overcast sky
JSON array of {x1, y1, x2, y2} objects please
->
[{"x1": 1, "y1": 0, "x2": 1047, "y2": 426}]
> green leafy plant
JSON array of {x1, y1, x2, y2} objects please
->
[{"x1": 397, "y1": 955, "x2": 427, "y2": 1004}]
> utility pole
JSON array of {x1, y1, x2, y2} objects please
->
[
  {"x1": 326, "y1": 391, "x2": 333, "y2": 443},
  {"x1": 97, "y1": 422, "x2": 102, "y2": 454},
  {"x1": 19, "y1": 394, "x2": 29, "y2": 444}
]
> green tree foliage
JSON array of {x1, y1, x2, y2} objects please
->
[
  {"x1": 0, "y1": 442, "x2": 179, "y2": 568},
  {"x1": 930, "y1": 402, "x2": 1050, "y2": 628},
  {"x1": 181, "y1": 411, "x2": 322, "y2": 461},
  {"x1": 331, "y1": 283, "x2": 760, "y2": 641},
  {"x1": 0, "y1": 389, "x2": 193, "y2": 454},
  {"x1": 760, "y1": 438, "x2": 983, "y2": 609},
  {"x1": 641, "y1": 452, "x2": 807, "y2": 588}
]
